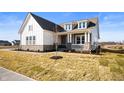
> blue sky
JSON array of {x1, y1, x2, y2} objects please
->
[{"x1": 0, "y1": 12, "x2": 124, "y2": 42}]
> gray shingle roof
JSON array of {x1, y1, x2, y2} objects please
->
[
  {"x1": 0, "y1": 40, "x2": 11, "y2": 46},
  {"x1": 60, "y1": 17, "x2": 97, "y2": 30},
  {"x1": 30, "y1": 13, "x2": 64, "y2": 32},
  {"x1": 30, "y1": 13, "x2": 98, "y2": 32}
]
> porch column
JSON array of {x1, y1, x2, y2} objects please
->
[
  {"x1": 67, "y1": 34, "x2": 70, "y2": 43},
  {"x1": 85, "y1": 32, "x2": 87, "y2": 43},
  {"x1": 70, "y1": 34, "x2": 72, "y2": 43},
  {"x1": 88, "y1": 32, "x2": 90, "y2": 42}
]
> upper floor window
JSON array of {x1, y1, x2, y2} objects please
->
[
  {"x1": 78, "y1": 22, "x2": 87, "y2": 29},
  {"x1": 64, "y1": 24, "x2": 72, "y2": 31},
  {"x1": 29, "y1": 25, "x2": 33, "y2": 31}
]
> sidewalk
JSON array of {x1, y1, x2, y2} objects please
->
[{"x1": 0, "y1": 67, "x2": 34, "y2": 81}]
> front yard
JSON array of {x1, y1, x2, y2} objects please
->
[{"x1": 0, "y1": 49, "x2": 124, "y2": 80}]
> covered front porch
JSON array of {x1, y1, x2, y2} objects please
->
[{"x1": 57, "y1": 31, "x2": 91, "y2": 51}]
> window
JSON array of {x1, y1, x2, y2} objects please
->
[
  {"x1": 26, "y1": 36, "x2": 36, "y2": 45},
  {"x1": 75, "y1": 35, "x2": 85, "y2": 44},
  {"x1": 26, "y1": 37, "x2": 28, "y2": 45},
  {"x1": 81, "y1": 35, "x2": 85, "y2": 44},
  {"x1": 29, "y1": 25, "x2": 33, "y2": 31},
  {"x1": 83, "y1": 22, "x2": 85, "y2": 28},
  {"x1": 79, "y1": 23, "x2": 82, "y2": 28},
  {"x1": 29, "y1": 36, "x2": 32, "y2": 45},
  {"x1": 33, "y1": 36, "x2": 36, "y2": 45},
  {"x1": 78, "y1": 22, "x2": 87, "y2": 29},
  {"x1": 64, "y1": 24, "x2": 72, "y2": 30},
  {"x1": 76, "y1": 36, "x2": 80, "y2": 44}
]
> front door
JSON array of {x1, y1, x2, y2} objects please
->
[{"x1": 61, "y1": 35, "x2": 67, "y2": 44}]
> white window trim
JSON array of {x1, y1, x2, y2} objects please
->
[
  {"x1": 29, "y1": 36, "x2": 32, "y2": 45},
  {"x1": 78, "y1": 21, "x2": 87, "y2": 29},
  {"x1": 75, "y1": 35, "x2": 85, "y2": 44},
  {"x1": 26, "y1": 36, "x2": 36, "y2": 45},
  {"x1": 29, "y1": 25, "x2": 33, "y2": 31},
  {"x1": 72, "y1": 44, "x2": 84, "y2": 45},
  {"x1": 26, "y1": 36, "x2": 28, "y2": 45},
  {"x1": 33, "y1": 36, "x2": 36, "y2": 45},
  {"x1": 64, "y1": 24, "x2": 72, "y2": 31}
]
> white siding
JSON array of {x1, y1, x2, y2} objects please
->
[
  {"x1": 43, "y1": 30, "x2": 56, "y2": 45},
  {"x1": 21, "y1": 15, "x2": 43, "y2": 46},
  {"x1": 91, "y1": 28, "x2": 99, "y2": 50}
]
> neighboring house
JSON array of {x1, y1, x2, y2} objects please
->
[
  {"x1": 19, "y1": 13, "x2": 100, "y2": 52},
  {"x1": 12, "y1": 40, "x2": 20, "y2": 46},
  {"x1": 0, "y1": 40, "x2": 12, "y2": 46}
]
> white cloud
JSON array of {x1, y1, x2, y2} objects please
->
[{"x1": 103, "y1": 16, "x2": 109, "y2": 21}]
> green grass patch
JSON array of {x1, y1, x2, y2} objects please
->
[
  {"x1": 116, "y1": 59, "x2": 124, "y2": 67},
  {"x1": 99, "y1": 58, "x2": 109, "y2": 66},
  {"x1": 31, "y1": 66, "x2": 45, "y2": 72},
  {"x1": 109, "y1": 63, "x2": 123, "y2": 74},
  {"x1": 117, "y1": 54, "x2": 124, "y2": 58}
]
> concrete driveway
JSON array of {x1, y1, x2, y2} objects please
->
[{"x1": 0, "y1": 67, "x2": 34, "y2": 81}]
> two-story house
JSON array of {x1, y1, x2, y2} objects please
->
[{"x1": 19, "y1": 13, "x2": 100, "y2": 52}]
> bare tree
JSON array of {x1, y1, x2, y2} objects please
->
[
  {"x1": 50, "y1": 24, "x2": 63, "y2": 59},
  {"x1": 55, "y1": 24, "x2": 58, "y2": 57}
]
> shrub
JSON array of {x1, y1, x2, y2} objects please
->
[
  {"x1": 118, "y1": 46, "x2": 123, "y2": 50},
  {"x1": 38, "y1": 50, "x2": 40, "y2": 52}
]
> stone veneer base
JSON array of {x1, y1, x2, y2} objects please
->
[{"x1": 20, "y1": 45, "x2": 54, "y2": 52}]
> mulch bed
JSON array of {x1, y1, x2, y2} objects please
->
[{"x1": 50, "y1": 56, "x2": 63, "y2": 60}]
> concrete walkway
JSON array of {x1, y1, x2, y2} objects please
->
[{"x1": 0, "y1": 67, "x2": 34, "y2": 81}]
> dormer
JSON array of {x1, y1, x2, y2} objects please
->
[
  {"x1": 64, "y1": 23, "x2": 72, "y2": 31},
  {"x1": 78, "y1": 20, "x2": 88, "y2": 29}
]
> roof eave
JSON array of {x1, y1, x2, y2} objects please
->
[{"x1": 18, "y1": 12, "x2": 31, "y2": 34}]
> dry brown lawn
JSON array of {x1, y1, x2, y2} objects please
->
[
  {"x1": 102, "y1": 44, "x2": 124, "y2": 50},
  {"x1": 0, "y1": 49, "x2": 124, "y2": 81}
]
